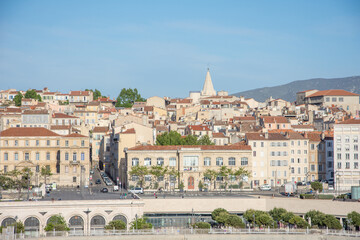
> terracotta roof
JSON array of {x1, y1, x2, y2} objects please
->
[
  {"x1": 88, "y1": 101, "x2": 100, "y2": 106},
  {"x1": 307, "y1": 89, "x2": 359, "y2": 98},
  {"x1": 170, "y1": 99, "x2": 192, "y2": 104},
  {"x1": 306, "y1": 132, "x2": 322, "y2": 142},
  {"x1": 246, "y1": 132, "x2": 287, "y2": 141},
  {"x1": 337, "y1": 118, "x2": 360, "y2": 125},
  {"x1": 50, "y1": 125, "x2": 71, "y2": 130},
  {"x1": 235, "y1": 116, "x2": 256, "y2": 121},
  {"x1": 291, "y1": 125, "x2": 315, "y2": 129},
  {"x1": 212, "y1": 132, "x2": 227, "y2": 138},
  {"x1": 53, "y1": 113, "x2": 78, "y2": 118},
  {"x1": 4, "y1": 108, "x2": 22, "y2": 113},
  {"x1": 0, "y1": 127, "x2": 59, "y2": 137},
  {"x1": 23, "y1": 109, "x2": 49, "y2": 115},
  {"x1": 93, "y1": 126, "x2": 109, "y2": 133},
  {"x1": 188, "y1": 125, "x2": 211, "y2": 131},
  {"x1": 297, "y1": 89, "x2": 317, "y2": 93},
  {"x1": 64, "y1": 133, "x2": 87, "y2": 138},
  {"x1": 144, "y1": 106, "x2": 154, "y2": 112},
  {"x1": 128, "y1": 144, "x2": 251, "y2": 151},
  {"x1": 121, "y1": 128, "x2": 136, "y2": 134},
  {"x1": 262, "y1": 116, "x2": 289, "y2": 124},
  {"x1": 69, "y1": 91, "x2": 91, "y2": 96}
]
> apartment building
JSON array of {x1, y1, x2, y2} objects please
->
[
  {"x1": 334, "y1": 119, "x2": 360, "y2": 191},
  {"x1": 324, "y1": 133, "x2": 334, "y2": 181},
  {"x1": 125, "y1": 144, "x2": 252, "y2": 191},
  {"x1": 92, "y1": 126, "x2": 110, "y2": 168},
  {"x1": 21, "y1": 109, "x2": 50, "y2": 129},
  {"x1": 307, "y1": 132, "x2": 326, "y2": 181},
  {"x1": 0, "y1": 127, "x2": 90, "y2": 186}
]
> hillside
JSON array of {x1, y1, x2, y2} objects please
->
[{"x1": 232, "y1": 76, "x2": 360, "y2": 102}]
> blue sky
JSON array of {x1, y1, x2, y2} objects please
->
[{"x1": 0, "y1": 1, "x2": 359, "y2": 99}]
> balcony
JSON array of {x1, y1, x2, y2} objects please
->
[
  {"x1": 70, "y1": 160, "x2": 80, "y2": 165},
  {"x1": 183, "y1": 167, "x2": 198, "y2": 172}
]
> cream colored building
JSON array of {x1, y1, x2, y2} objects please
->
[
  {"x1": 146, "y1": 96, "x2": 166, "y2": 109},
  {"x1": 0, "y1": 127, "x2": 90, "y2": 187},
  {"x1": 125, "y1": 145, "x2": 252, "y2": 191},
  {"x1": 334, "y1": 118, "x2": 360, "y2": 191}
]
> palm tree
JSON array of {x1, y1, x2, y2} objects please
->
[
  {"x1": 40, "y1": 166, "x2": 52, "y2": 186},
  {"x1": 204, "y1": 169, "x2": 218, "y2": 191},
  {"x1": 233, "y1": 167, "x2": 251, "y2": 189},
  {"x1": 149, "y1": 165, "x2": 167, "y2": 190},
  {"x1": 166, "y1": 167, "x2": 179, "y2": 191},
  {"x1": 218, "y1": 166, "x2": 232, "y2": 191}
]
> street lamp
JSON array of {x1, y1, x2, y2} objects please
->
[
  {"x1": 14, "y1": 216, "x2": 18, "y2": 238},
  {"x1": 253, "y1": 214, "x2": 255, "y2": 228},
  {"x1": 135, "y1": 214, "x2": 138, "y2": 230},
  {"x1": 83, "y1": 208, "x2": 91, "y2": 236}
]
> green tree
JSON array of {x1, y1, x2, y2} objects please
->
[
  {"x1": 24, "y1": 90, "x2": 42, "y2": 101},
  {"x1": 156, "y1": 131, "x2": 183, "y2": 145},
  {"x1": 211, "y1": 208, "x2": 229, "y2": 221},
  {"x1": 269, "y1": 208, "x2": 288, "y2": 222},
  {"x1": 44, "y1": 214, "x2": 70, "y2": 231},
  {"x1": 311, "y1": 182, "x2": 323, "y2": 193},
  {"x1": 85, "y1": 89, "x2": 103, "y2": 100},
  {"x1": 149, "y1": 165, "x2": 167, "y2": 190},
  {"x1": 244, "y1": 209, "x2": 274, "y2": 227},
  {"x1": 204, "y1": 169, "x2": 218, "y2": 190},
  {"x1": 233, "y1": 167, "x2": 250, "y2": 188},
  {"x1": 323, "y1": 214, "x2": 342, "y2": 230},
  {"x1": 218, "y1": 166, "x2": 231, "y2": 191},
  {"x1": 193, "y1": 222, "x2": 211, "y2": 229},
  {"x1": 115, "y1": 88, "x2": 146, "y2": 108},
  {"x1": 40, "y1": 166, "x2": 52, "y2": 186},
  {"x1": 225, "y1": 214, "x2": 245, "y2": 228},
  {"x1": 281, "y1": 212, "x2": 295, "y2": 225},
  {"x1": 347, "y1": 211, "x2": 360, "y2": 228},
  {"x1": 288, "y1": 215, "x2": 309, "y2": 229},
  {"x1": 14, "y1": 92, "x2": 23, "y2": 106},
  {"x1": 130, "y1": 217, "x2": 152, "y2": 229},
  {"x1": 129, "y1": 166, "x2": 148, "y2": 188},
  {"x1": 197, "y1": 135, "x2": 214, "y2": 145},
  {"x1": 182, "y1": 135, "x2": 198, "y2": 145},
  {"x1": 167, "y1": 167, "x2": 179, "y2": 191},
  {"x1": 104, "y1": 220, "x2": 126, "y2": 230},
  {"x1": 305, "y1": 210, "x2": 325, "y2": 227}
]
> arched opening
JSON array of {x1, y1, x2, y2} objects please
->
[
  {"x1": 24, "y1": 217, "x2": 40, "y2": 237},
  {"x1": 112, "y1": 214, "x2": 127, "y2": 227},
  {"x1": 90, "y1": 215, "x2": 106, "y2": 235},
  {"x1": 1, "y1": 217, "x2": 16, "y2": 228},
  {"x1": 69, "y1": 215, "x2": 84, "y2": 235},
  {"x1": 188, "y1": 177, "x2": 194, "y2": 190}
]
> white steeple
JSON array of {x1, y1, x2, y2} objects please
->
[{"x1": 201, "y1": 68, "x2": 216, "y2": 97}]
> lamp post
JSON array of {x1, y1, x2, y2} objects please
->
[
  {"x1": 83, "y1": 208, "x2": 91, "y2": 236},
  {"x1": 253, "y1": 214, "x2": 255, "y2": 229},
  {"x1": 14, "y1": 215, "x2": 18, "y2": 238},
  {"x1": 135, "y1": 214, "x2": 138, "y2": 230}
]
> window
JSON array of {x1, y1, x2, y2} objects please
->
[
  {"x1": 354, "y1": 137, "x2": 358, "y2": 143},
  {"x1": 36, "y1": 165, "x2": 40, "y2": 172},
  {"x1": 332, "y1": 97, "x2": 337, "y2": 102},
  {"x1": 346, "y1": 162, "x2": 350, "y2": 169},
  {"x1": 46, "y1": 165, "x2": 50, "y2": 171},
  {"x1": 144, "y1": 158, "x2": 152, "y2": 166},
  {"x1": 46, "y1": 152, "x2": 50, "y2": 160},
  {"x1": 157, "y1": 157, "x2": 164, "y2": 166},
  {"x1": 304, "y1": 141, "x2": 307, "y2": 146},
  {"x1": 355, "y1": 145, "x2": 358, "y2": 151},
  {"x1": 283, "y1": 142, "x2": 287, "y2": 147},
  {"x1": 339, "y1": 97, "x2": 344, "y2": 102},
  {"x1": 65, "y1": 140, "x2": 69, "y2": 147},
  {"x1": 57, "y1": 140, "x2": 60, "y2": 146},
  {"x1": 4, "y1": 153, "x2": 8, "y2": 161},
  {"x1": 355, "y1": 162, "x2": 359, "y2": 169},
  {"x1": 132, "y1": 158, "x2": 139, "y2": 166},
  {"x1": 25, "y1": 140, "x2": 29, "y2": 146},
  {"x1": 291, "y1": 150, "x2": 294, "y2": 154},
  {"x1": 73, "y1": 140, "x2": 77, "y2": 146},
  {"x1": 355, "y1": 154, "x2": 359, "y2": 160},
  {"x1": 345, "y1": 136, "x2": 350, "y2": 143},
  {"x1": 253, "y1": 151, "x2": 256, "y2": 157},
  {"x1": 326, "y1": 97, "x2": 330, "y2": 102},
  {"x1": 261, "y1": 142, "x2": 264, "y2": 147},
  {"x1": 291, "y1": 168, "x2": 294, "y2": 174},
  {"x1": 345, "y1": 145, "x2": 350, "y2": 151},
  {"x1": 298, "y1": 141, "x2": 301, "y2": 146},
  {"x1": 336, "y1": 137, "x2": 341, "y2": 143},
  {"x1": 253, "y1": 142, "x2": 256, "y2": 147},
  {"x1": 304, "y1": 167, "x2": 308, "y2": 174},
  {"x1": 291, "y1": 158, "x2": 294, "y2": 163},
  {"x1": 283, "y1": 151, "x2": 287, "y2": 156},
  {"x1": 318, "y1": 165, "x2": 323, "y2": 171},
  {"x1": 297, "y1": 150, "x2": 301, "y2": 154},
  {"x1": 304, "y1": 150, "x2": 307, "y2": 154},
  {"x1": 345, "y1": 153, "x2": 350, "y2": 160},
  {"x1": 15, "y1": 140, "x2": 18, "y2": 146},
  {"x1": 204, "y1": 157, "x2": 211, "y2": 166},
  {"x1": 14, "y1": 153, "x2": 18, "y2": 161},
  {"x1": 4, "y1": 165, "x2": 7, "y2": 173},
  {"x1": 311, "y1": 165, "x2": 315, "y2": 171},
  {"x1": 228, "y1": 157, "x2": 235, "y2": 166},
  {"x1": 72, "y1": 166, "x2": 77, "y2": 173},
  {"x1": 145, "y1": 175, "x2": 152, "y2": 182},
  {"x1": 337, "y1": 145, "x2": 341, "y2": 151},
  {"x1": 4, "y1": 140, "x2": 8, "y2": 146},
  {"x1": 216, "y1": 157, "x2": 223, "y2": 166},
  {"x1": 73, "y1": 177, "x2": 77, "y2": 183},
  {"x1": 327, "y1": 151, "x2": 332, "y2": 157},
  {"x1": 169, "y1": 157, "x2": 176, "y2": 167},
  {"x1": 36, "y1": 140, "x2": 39, "y2": 146},
  {"x1": 297, "y1": 158, "x2": 301, "y2": 163},
  {"x1": 25, "y1": 153, "x2": 29, "y2": 161},
  {"x1": 47, "y1": 140, "x2": 50, "y2": 146},
  {"x1": 271, "y1": 151, "x2": 275, "y2": 156},
  {"x1": 65, "y1": 166, "x2": 69, "y2": 173},
  {"x1": 241, "y1": 157, "x2": 248, "y2": 166},
  {"x1": 36, "y1": 152, "x2": 39, "y2": 160},
  {"x1": 81, "y1": 140, "x2": 85, "y2": 147},
  {"x1": 81, "y1": 152, "x2": 85, "y2": 161},
  {"x1": 311, "y1": 144, "x2": 315, "y2": 150},
  {"x1": 337, "y1": 153, "x2": 341, "y2": 160},
  {"x1": 298, "y1": 167, "x2": 301, "y2": 174},
  {"x1": 73, "y1": 152, "x2": 77, "y2": 161},
  {"x1": 291, "y1": 141, "x2": 294, "y2": 146},
  {"x1": 304, "y1": 158, "x2": 307, "y2": 163},
  {"x1": 65, "y1": 152, "x2": 69, "y2": 161},
  {"x1": 337, "y1": 162, "x2": 341, "y2": 169}
]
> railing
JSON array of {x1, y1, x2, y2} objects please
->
[{"x1": 2, "y1": 227, "x2": 360, "y2": 239}]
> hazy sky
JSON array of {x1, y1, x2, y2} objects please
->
[{"x1": 1, "y1": 1, "x2": 359, "y2": 99}]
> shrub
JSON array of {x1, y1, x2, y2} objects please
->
[
  {"x1": 300, "y1": 194, "x2": 315, "y2": 199},
  {"x1": 225, "y1": 214, "x2": 245, "y2": 228},
  {"x1": 104, "y1": 220, "x2": 126, "y2": 230},
  {"x1": 45, "y1": 215, "x2": 69, "y2": 232},
  {"x1": 211, "y1": 208, "x2": 229, "y2": 221},
  {"x1": 193, "y1": 222, "x2": 211, "y2": 229},
  {"x1": 347, "y1": 211, "x2": 360, "y2": 228},
  {"x1": 318, "y1": 195, "x2": 334, "y2": 200},
  {"x1": 130, "y1": 217, "x2": 152, "y2": 229},
  {"x1": 311, "y1": 182, "x2": 323, "y2": 193},
  {"x1": 228, "y1": 185, "x2": 240, "y2": 189}
]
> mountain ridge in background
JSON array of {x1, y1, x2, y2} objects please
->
[{"x1": 232, "y1": 76, "x2": 360, "y2": 102}]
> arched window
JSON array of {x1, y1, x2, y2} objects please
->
[
  {"x1": 132, "y1": 158, "x2": 139, "y2": 166},
  {"x1": 69, "y1": 216, "x2": 84, "y2": 229},
  {"x1": 216, "y1": 157, "x2": 223, "y2": 166},
  {"x1": 1, "y1": 217, "x2": 16, "y2": 227},
  {"x1": 144, "y1": 158, "x2": 151, "y2": 166},
  {"x1": 228, "y1": 157, "x2": 235, "y2": 166},
  {"x1": 241, "y1": 157, "x2": 248, "y2": 166},
  {"x1": 112, "y1": 215, "x2": 127, "y2": 226},
  {"x1": 90, "y1": 215, "x2": 105, "y2": 228},
  {"x1": 24, "y1": 217, "x2": 40, "y2": 231}
]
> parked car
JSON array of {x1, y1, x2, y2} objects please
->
[
  {"x1": 105, "y1": 180, "x2": 113, "y2": 186},
  {"x1": 259, "y1": 184, "x2": 271, "y2": 191},
  {"x1": 100, "y1": 188, "x2": 108, "y2": 193},
  {"x1": 95, "y1": 179, "x2": 101, "y2": 184},
  {"x1": 129, "y1": 187, "x2": 144, "y2": 194},
  {"x1": 328, "y1": 185, "x2": 334, "y2": 190}
]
